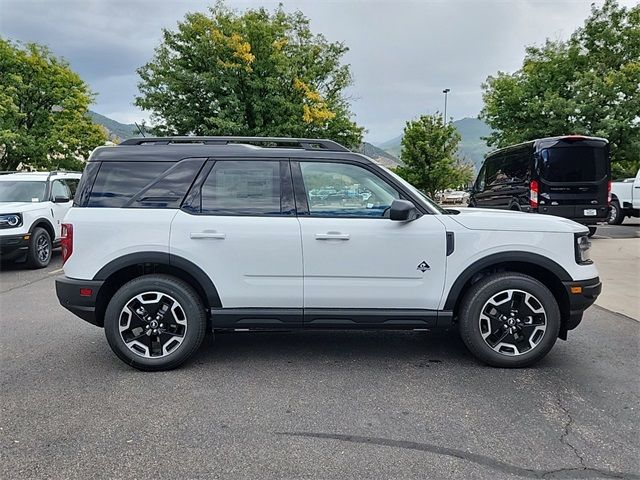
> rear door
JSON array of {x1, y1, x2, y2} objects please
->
[
  {"x1": 170, "y1": 159, "x2": 303, "y2": 327},
  {"x1": 536, "y1": 138, "x2": 609, "y2": 220},
  {"x1": 295, "y1": 160, "x2": 447, "y2": 326}
]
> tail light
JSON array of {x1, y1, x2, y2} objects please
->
[
  {"x1": 607, "y1": 180, "x2": 612, "y2": 206},
  {"x1": 529, "y1": 180, "x2": 539, "y2": 209},
  {"x1": 61, "y1": 223, "x2": 73, "y2": 264}
]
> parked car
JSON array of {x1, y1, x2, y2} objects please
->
[
  {"x1": 469, "y1": 136, "x2": 611, "y2": 237},
  {"x1": 0, "y1": 171, "x2": 81, "y2": 268},
  {"x1": 56, "y1": 137, "x2": 601, "y2": 371},
  {"x1": 608, "y1": 169, "x2": 640, "y2": 224},
  {"x1": 440, "y1": 189, "x2": 470, "y2": 205}
]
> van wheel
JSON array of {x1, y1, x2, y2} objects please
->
[
  {"x1": 458, "y1": 272, "x2": 560, "y2": 368},
  {"x1": 104, "y1": 274, "x2": 206, "y2": 371},
  {"x1": 608, "y1": 200, "x2": 624, "y2": 225},
  {"x1": 26, "y1": 227, "x2": 51, "y2": 269},
  {"x1": 587, "y1": 226, "x2": 597, "y2": 237}
]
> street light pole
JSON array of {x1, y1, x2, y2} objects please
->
[{"x1": 442, "y1": 88, "x2": 450, "y2": 124}]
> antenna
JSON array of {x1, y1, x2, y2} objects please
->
[{"x1": 134, "y1": 122, "x2": 147, "y2": 138}]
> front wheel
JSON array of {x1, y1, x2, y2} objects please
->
[
  {"x1": 458, "y1": 272, "x2": 561, "y2": 368},
  {"x1": 104, "y1": 274, "x2": 207, "y2": 371},
  {"x1": 26, "y1": 227, "x2": 52, "y2": 269}
]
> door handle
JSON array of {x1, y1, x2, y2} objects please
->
[
  {"x1": 190, "y1": 231, "x2": 226, "y2": 239},
  {"x1": 315, "y1": 232, "x2": 350, "y2": 240}
]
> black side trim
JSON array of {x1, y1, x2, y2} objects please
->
[
  {"x1": 446, "y1": 232, "x2": 455, "y2": 256},
  {"x1": 210, "y1": 308, "x2": 303, "y2": 328},
  {"x1": 290, "y1": 161, "x2": 309, "y2": 215},
  {"x1": 444, "y1": 252, "x2": 572, "y2": 310},
  {"x1": 93, "y1": 252, "x2": 222, "y2": 308},
  {"x1": 304, "y1": 308, "x2": 438, "y2": 328}
]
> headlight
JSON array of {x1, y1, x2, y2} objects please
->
[
  {"x1": 575, "y1": 233, "x2": 592, "y2": 264},
  {"x1": 0, "y1": 213, "x2": 22, "y2": 229}
]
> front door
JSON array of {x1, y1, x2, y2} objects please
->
[
  {"x1": 50, "y1": 179, "x2": 73, "y2": 239},
  {"x1": 295, "y1": 161, "x2": 447, "y2": 326},
  {"x1": 170, "y1": 159, "x2": 303, "y2": 327}
]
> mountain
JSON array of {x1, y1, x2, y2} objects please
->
[
  {"x1": 88, "y1": 111, "x2": 140, "y2": 141},
  {"x1": 376, "y1": 117, "x2": 493, "y2": 171},
  {"x1": 358, "y1": 142, "x2": 402, "y2": 168}
]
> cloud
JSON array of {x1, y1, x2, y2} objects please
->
[{"x1": 1, "y1": 0, "x2": 634, "y2": 143}]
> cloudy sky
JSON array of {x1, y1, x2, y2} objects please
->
[{"x1": 0, "y1": 0, "x2": 633, "y2": 143}]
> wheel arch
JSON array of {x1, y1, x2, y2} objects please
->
[
  {"x1": 92, "y1": 252, "x2": 221, "y2": 327},
  {"x1": 445, "y1": 252, "x2": 572, "y2": 335},
  {"x1": 29, "y1": 218, "x2": 56, "y2": 241}
]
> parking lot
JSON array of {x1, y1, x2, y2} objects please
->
[{"x1": 1, "y1": 223, "x2": 639, "y2": 479}]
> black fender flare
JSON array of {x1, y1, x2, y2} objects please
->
[
  {"x1": 93, "y1": 251, "x2": 222, "y2": 307},
  {"x1": 443, "y1": 251, "x2": 572, "y2": 310},
  {"x1": 29, "y1": 217, "x2": 56, "y2": 238}
]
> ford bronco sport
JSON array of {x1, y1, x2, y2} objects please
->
[{"x1": 55, "y1": 137, "x2": 601, "y2": 370}]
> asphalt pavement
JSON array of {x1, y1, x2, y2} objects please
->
[{"x1": 1, "y1": 247, "x2": 639, "y2": 479}]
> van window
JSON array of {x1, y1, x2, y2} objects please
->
[
  {"x1": 539, "y1": 146, "x2": 606, "y2": 183},
  {"x1": 475, "y1": 165, "x2": 486, "y2": 191}
]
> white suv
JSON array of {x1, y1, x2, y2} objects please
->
[
  {"x1": 55, "y1": 137, "x2": 601, "y2": 370},
  {"x1": 0, "y1": 171, "x2": 81, "y2": 268}
]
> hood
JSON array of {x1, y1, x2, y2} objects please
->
[
  {"x1": 0, "y1": 202, "x2": 48, "y2": 214},
  {"x1": 449, "y1": 208, "x2": 587, "y2": 233}
]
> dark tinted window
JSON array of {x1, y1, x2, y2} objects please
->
[
  {"x1": 128, "y1": 158, "x2": 205, "y2": 208},
  {"x1": 201, "y1": 161, "x2": 282, "y2": 215},
  {"x1": 539, "y1": 146, "x2": 607, "y2": 183},
  {"x1": 74, "y1": 162, "x2": 101, "y2": 207},
  {"x1": 88, "y1": 162, "x2": 172, "y2": 208},
  {"x1": 475, "y1": 165, "x2": 486, "y2": 191}
]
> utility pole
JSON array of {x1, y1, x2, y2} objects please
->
[{"x1": 442, "y1": 88, "x2": 450, "y2": 125}]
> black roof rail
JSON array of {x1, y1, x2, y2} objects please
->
[
  {"x1": 0, "y1": 171, "x2": 19, "y2": 175},
  {"x1": 119, "y1": 136, "x2": 350, "y2": 152}
]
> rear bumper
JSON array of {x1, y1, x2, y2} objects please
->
[
  {"x1": 55, "y1": 276, "x2": 104, "y2": 327},
  {"x1": 562, "y1": 277, "x2": 602, "y2": 331},
  {"x1": 0, "y1": 233, "x2": 30, "y2": 261},
  {"x1": 537, "y1": 205, "x2": 608, "y2": 225}
]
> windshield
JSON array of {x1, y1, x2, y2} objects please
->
[
  {"x1": 380, "y1": 166, "x2": 446, "y2": 214},
  {"x1": 0, "y1": 181, "x2": 47, "y2": 202},
  {"x1": 539, "y1": 146, "x2": 607, "y2": 183}
]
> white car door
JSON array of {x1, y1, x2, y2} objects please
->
[
  {"x1": 170, "y1": 159, "x2": 303, "y2": 328},
  {"x1": 295, "y1": 161, "x2": 447, "y2": 326},
  {"x1": 633, "y1": 170, "x2": 640, "y2": 209},
  {"x1": 49, "y1": 179, "x2": 73, "y2": 239}
]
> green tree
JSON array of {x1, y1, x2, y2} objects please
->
[
  {"x1": 481, "y1": 0, "x2": 640, "y2": 178},
  {"x1": 395, "y1": 114, "x2": 473, "y2": 198},
  {"x1": 136, "y1": 3, "x2": 363, "y2": 148},
  {"x1": 0, "y1": 38, "x2": 107, "y2": 171}
]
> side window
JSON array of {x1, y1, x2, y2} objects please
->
[
  {"x1": 475, "y1": 165, "x2": 486, "y2": 192},
  {"x1": 201, "y1": 160, "x2": 282, "y2": 215},
  {"x1": 300, "y1": 162, "x2": 399, "y2": 218},
  {"x1": 486, "y1": 156, "x2": 504, "y2": 187},
  {"x1": 88, "y1": 162, "x2": 172, "y2": 208},
  {"x1": 65, "y1": 179, "x2": 79, "y2": 199},
  {"x1": 51, "y1": 180, "x2": 70, "y2": 200}
]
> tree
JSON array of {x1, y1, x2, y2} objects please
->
[
  {"x1": 395, "y1": 114, "x2": 474, "y2": 198},
  {"x1": 0, "y1": 38, "x2": 107, "y2": 171},
  {"x1": 136, "y1": 3, "x2": 363, "y2": 148},
  {"x1": 481, "y1": 0, "x2": 640, "y2": 177}
]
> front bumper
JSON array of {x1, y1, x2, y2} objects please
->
[
  {"x1": 561, "y1": 276, "x2": 602, "y2": 331},
  {"x1": 0, "y1": 233, "x2": 31, "y2": 261},
  {"x1": 55, "y1": 276, "x2": 105, "y2": 327}
]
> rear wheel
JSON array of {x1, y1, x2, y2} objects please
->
[
  {"x1": 458, "y1": 272, "x2": 560, "y2": 368},
  {"x1": 104, "y1": 274, "x2": 207, "y2": 371},
  {"x1": 608, "y1": 200, "x2": 624, "y2": 225},
  {"x1": 26, "y1": 227, "x2": 51, "y2": 269}
]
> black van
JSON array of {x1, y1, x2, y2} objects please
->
[{"x1": 469, "y1": 136, "x2": 610, "y2": 235}]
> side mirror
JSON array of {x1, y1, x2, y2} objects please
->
[
  {"x1": 53, "y1": 195, "x2": 70, "y2": 203},
  {"x1": 390, "y1": 199, "x2": 419, "y2": 221}
]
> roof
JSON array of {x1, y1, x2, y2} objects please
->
[
  {"x1": 89, "y1": 136, "x2": 371, "y2": 164},
  {"x1": 0, "y1": 171, "x2": 82, "y2": 181},
  {"x1": 486, "y1": 135, "x2": 608, "y2": 158}
]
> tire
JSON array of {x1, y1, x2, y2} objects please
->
[
  {"x1": 608, "y1": 200, "x2": 624, "y2": 225},
  {"x1": 26, "y1": 227, "x2": 52, "y2": 269},
  {"x1": 458, "y1": 272, "x2": 561, "y2": 368},
  {"x1": 587, "y1": 226, "x2": 597, "y2": 237},
  {"x1": 104, "y1": 274, "x2": 207, "y2": 371}
]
